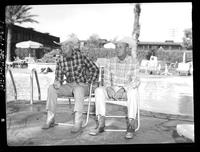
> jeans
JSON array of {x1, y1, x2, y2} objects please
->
[{"x1": 46, "y1": 82, "x2": 90, "y2": 115}]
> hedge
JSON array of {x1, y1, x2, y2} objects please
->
[
  {"x1": 38, "y1": 47, "x2": 192, "y2": 64},
  {"x1": 81, "y1": 47, "x2": 192, "y2": 64}
]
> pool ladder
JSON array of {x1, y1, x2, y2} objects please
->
[
  {"x1": 7, "y1": 68, "x2": 17, "y2": 101},
  {"x1": 7, "y1": 68, "x2": 41, "y2": 104},
  {"x1": 30, "y1": 68, "x2": 41, "y2": 104}
]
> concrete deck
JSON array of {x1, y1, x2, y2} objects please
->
[
  {"x1": 6, "y1": 100, "x2": 193, "y2": 146},
  {"x1": 5, "y1": 69, "x2": 194, "y2": 146}
]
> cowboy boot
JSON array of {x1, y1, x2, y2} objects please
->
[
  {"x1": 94, "y1": 115, "x2": 99, "y2": 129},
  {"x1": 42, "y1": 111, "x2": 55, "y2": 129},
  {"x1": 71, "y1": 111, "x2": 83, "y2": 133},
  {"x1": 125, "y1": 118, "x2": 136, "y2": 139},
  {"x1": 89, "y1": 115, "x2": 105, "y2": 136}
]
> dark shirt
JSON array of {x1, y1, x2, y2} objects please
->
[{"x1": 55, "y1": 49, "x2": 99, "y2": 84}]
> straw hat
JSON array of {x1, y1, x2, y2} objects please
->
[{"x1": 115, "y1": 36, "x2": 135, "y2": 48}]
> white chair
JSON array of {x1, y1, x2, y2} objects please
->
[
  {"x1": 54, "y1": 58, "x2": 102, "y2": 128},
  {"x1": 6, "y1": 61, "x2": 13, "y2": 68},
  {"x1": 96, "y1": 58, "x2": 140, "y2": 132},
  {"x1": 147, "y1": 56, "x2": 158, "y2": 74},
  {"x1": 55, "y1": 83, "x2": 95, "y2": 128},
  {"x1": 139, "y1": 59, "x2": 149, "y2": 73},
  {"x1": 176, "y1": 62, "x2": 191, "y2": 76}
]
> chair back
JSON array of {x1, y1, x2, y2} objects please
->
[
  {"x1": 177, "y1": 62, "x2": 190, "y2": 71},
  {"x1": 140, "y1": 59, "x2": 149, "y2": 67},
  {"x1": 95, "y1": 58, "x2": 108, "y2": 85}
]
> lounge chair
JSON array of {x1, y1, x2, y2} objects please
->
[
  {"x1": 176, "y1": 62, "x2": 191, "y2": 76},
  {"x1": 139, "y1": 59, "x2": 149, "y2": 73}
]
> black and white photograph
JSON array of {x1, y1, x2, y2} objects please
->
[{"x1": 2, "y1": 2, "x2": 194, "y2": 147}]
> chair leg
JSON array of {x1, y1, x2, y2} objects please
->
[
  {"x1": 104, "y1": 88, "x2": 140, "y2": 132},
  {"x1": 135, "y1": 88, "x2": 140, "y2": 132},
  {"x1": 82, "y1": 96, "x2": 92, "y2": 128},
  {"x1": 82, "y1": 83, "x2": 94, "y2": 127},
  {"x1": 57, "y1": 83, "x2": 94, "y2": 128},
  {"x1": 57, "y1": 97, "x2": 92, "y2": 127}
]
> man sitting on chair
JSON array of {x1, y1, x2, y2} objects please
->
[
  {"x1": 89, "y1": 37, "x2": 140, "y2": 139},
  {"x1": 42, "y1": 37, "x2": 99, "y2": 134}
]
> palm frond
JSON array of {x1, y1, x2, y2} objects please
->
[
  {"x1": 5, "y1": 5, "x2": 38, "y2": 24},
  {"x1": 16, "y1": 18, "x2": 39, "y2": 24},
  {"x1": 21, "y1": 5, "x2": 32, "y2": 13}
]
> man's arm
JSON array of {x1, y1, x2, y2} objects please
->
[
  {"x1": 83, "y1": 55, "x2": 99, "y2": 84},
  {"x1": 124, "y1": 59, "x2": 140, "y2": 91},
  {"x1": 54, "y1": 56, "x2": 64, "y2": 85},
  {"x1": 124, "y1": 76, "x2": 141, "y2": 91},
  {"x1": 103, "y1": 59, "x2": 112, "y2": 87}
]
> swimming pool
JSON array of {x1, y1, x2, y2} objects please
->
[{"x1": 6, "y1": 72, "x2": 193, "y2": 117}]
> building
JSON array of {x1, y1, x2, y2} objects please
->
[
  {"x1": 81, "y1": 39, "x2": 182, "y2": 51},
  {"x1": 7, "y1": 24, "x2": 60, "y2": 60},
  {"x1": 137, "y1": 40, "x2": 182, "y2": 50},
  {"x1": 80, "y1": 39, "x2": 108, "y2": 48}
]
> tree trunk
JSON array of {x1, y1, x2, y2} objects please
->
[
  {"x1": 6, "y1": 24, "x2": 12, "y2": 62},
  {"x1": 132, "y1": 3, "x2": 141, "y2": 63}
]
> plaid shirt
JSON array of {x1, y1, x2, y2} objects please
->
[
  {"x1": 104, "y1": 56, "x2": 139, "y2": 90},
  {"x1": 55, "y1": 49, "x2": 99, "y2": 85}
]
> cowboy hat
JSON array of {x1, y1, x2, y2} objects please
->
[{"x1": 114, "y1": 36, "x2": 136, "y2": 48}]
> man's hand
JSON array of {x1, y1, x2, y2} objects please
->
[
  {"x1": 128, "y1": 77, "x2": 141, "y2": 89},
  {"x1": 133, "y1": 77, "x2": 141, "y2": 88},
  {"x1": 53, "y1": 80, "x2": 61, "y2": 89},
  {"x1": 127, "y1": 75, "x2": 132, "y2": 82},
  {"x1": 106, "y1": 86, "x2": 115, "y2": 99},
  {"x1": 114, "y1": 88, "x2": 126, "y2": 100},
  {"x1": 91, "y1": 82, "x2": 99, "y2": 92}
]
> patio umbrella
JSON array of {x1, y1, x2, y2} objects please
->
[
  {"x1": 104, "y1": 42, "x2": 116, "y2": 49},
  {"x1": 16, "y1": 40, "x2": 43, "y2": 57}
]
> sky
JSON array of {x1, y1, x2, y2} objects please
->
[{"x1": 17, "y1": 2, "x2": 192, "y2": 43}]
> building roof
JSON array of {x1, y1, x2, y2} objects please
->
[
  {"x1": 138, "y1": 41, "x2": 182, "y2": 46},
  {"x1": 10, "y1": 24, "x2": 60, "y2": 48},
  {"x1": 12, "y1": 24, "x2": 60, "y2": 42}
]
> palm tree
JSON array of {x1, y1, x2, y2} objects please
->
[
  {"x1": 132, "y1": 3, "x2": 141, "y2": 62},
  {"x1": 5, "y1": 5, "x2": 38, "y2": 62}
]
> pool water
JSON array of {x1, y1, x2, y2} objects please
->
[
  {"x1": 139, "y1": 76, "x2": 193, "y2": 116},
  {"x1": 6, "y1": 72, "x2": 193, "y2": 117}
]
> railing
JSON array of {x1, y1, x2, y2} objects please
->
[
  {"x1": 30, "y1": 68, "x2": 41, "y2": 104},
  {"x1": 7, "y1": 68, "x2": 17, "y2": 101}
]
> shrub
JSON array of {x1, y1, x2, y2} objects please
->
[
  {"x1": 81, "y1": 47, "x2": 116, "y2": 61},
  {"x1": 156, "y1": 50, "x2": 186, "y2": 63},
  {"x1": 81, "y1": 47, "x2": 192, "y2": 64},
  {"x1": 37, "y1": 46, "x2": 192, "y2": 65},
  {"x1": 39, "y1": 49, "x2": 61, "y2": 63}
]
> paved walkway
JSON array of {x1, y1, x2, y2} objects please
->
[{"x1": 6, "y1": 100, "x2": 193, "y2": 146}]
